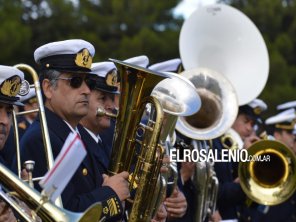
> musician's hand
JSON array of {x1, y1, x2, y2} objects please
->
[
  {"x1": 180, "y1": 162, "x2": 195, "y2": 183},
  {"x1": 102, "y1": 171, "x2": 130, "y2": 201},
  {"x1": 21, "y1": 168, "x2": 29, "y2": 180},
  {"x1": 164, "y1": 187, "x2": 187, "y2": 218},
  {"x1": 151, "y1": 203, "x2": 167, "y2": 222},
  {"x1": 0, "y1": 201, "x2": 16, "y2": 222},
  {"x1": 243, "y1": 135, "x2": 260, "y2": 149},
  {"x1": 209, "y1": 210, "x2": 222, "y2": 222},
  {"x1": 233, "y1": 177, "x2": 240, "y2": 183}
]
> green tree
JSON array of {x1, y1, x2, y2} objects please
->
[
  {"x1": 221, "y1": 0, "x2": 296, "y2": 116},
  {"x1": 1, "y1": 0, "x2": 182, "y2": 66},
  {"x1": 77, "y1": 0, "x2": 183, "y2": 63},
  {"x1": 0, "y1": 0, "x2": 31, "y2": 65}
]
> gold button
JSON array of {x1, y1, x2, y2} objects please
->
[{"x1": 82, "y1": 168, "x2": 88, "y2": 176}]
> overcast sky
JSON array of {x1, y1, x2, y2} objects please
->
[{"x1": 174, "y1": 0, "x2": 218, "y2": 18}]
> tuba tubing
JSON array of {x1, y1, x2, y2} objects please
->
[
  {"x1": 107, "y1": 59, "x2": 171, "y2": 222},
  {"x1": 107, "y1": 59, "x2": 171, "y2": 175},
  {"x1": 149, "y1": 72, "x2": 201, "y2": 215}
]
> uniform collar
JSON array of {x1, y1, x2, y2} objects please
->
[{"x1": 83, "y1": 127, "x2": 102, "y2": 143}]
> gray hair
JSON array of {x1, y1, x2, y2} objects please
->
[
  {"x1": 39, "y1": 69, "x2": 61, "y2": 89},
  {"x1": 39, "y1": 69, "x2": 62, "y2": 101}
]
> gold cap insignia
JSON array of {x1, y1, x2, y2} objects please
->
[
  {"x1": 0, "y1": 75, "x2": 22, "y2": 97},
  {"x1": 82, "y1": 168, "x2": 88, "y2": 176},
  {"x1": 75, "y1": 48, "x2": 92, "y2": 69},
  {"x1": 106, "y1": 70, "x2": 118, "y2": 87},
  {"x1": 253, "y1": 107, "x2": 262, "y2": 115}
]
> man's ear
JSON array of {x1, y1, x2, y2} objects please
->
[
  {"x1": 274, "y1": 131, "x2": 281, "y2": 140},
  {"x1": 42, "y1": 79, "x2": 53, "y2": 100}
]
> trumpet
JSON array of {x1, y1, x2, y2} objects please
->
[{"x1": 239, "y1": 138, "x2": 296, "y2": 205}]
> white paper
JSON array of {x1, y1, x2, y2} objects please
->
[{"x1": 39, "y1": 132, "x2": 87, "y2": 202}]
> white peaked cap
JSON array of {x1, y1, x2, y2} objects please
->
[
  {"x1": 265, "y1": 108, "x2": 296, "y2": 125},
  {"x1": 149, "y1": 58, "x2": 182, "y2": 73},
  {"x1": 91, "y1": 62, "x2": 116, "y2": 78},
  {"x1": 248, "y1": 98, "x2": 268, "y2": 112},
  {"x1": 20, "y1": 88, "x2": 36, "y2": 103},
  {"x1": 277, "y1": 100, "x2": 296, "y2": 110},
  {"x1": 123, "y1": 55, "x2": 149, "y2": 68},
  {"x1": 34, "y1": 39, "x2": 95, "y2": 63}
]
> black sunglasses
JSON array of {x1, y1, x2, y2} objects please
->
[{"x1": 55, "y1": 76, "x2": 96, "y2": 90}]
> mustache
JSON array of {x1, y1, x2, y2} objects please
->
[{"x1": 0, "y1": 125, "x2": 7, "y2": 135}]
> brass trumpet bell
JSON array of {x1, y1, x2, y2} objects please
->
[{"x1": 239, "y1": 140, "x2": 296, "y2": 205}]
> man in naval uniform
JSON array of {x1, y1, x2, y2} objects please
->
[
  {"x1": 0, "y1": 65, "x2": 27, "y2": 221},
  {"x1": 261, "y1": 108, "x2": 296, "y2": 222},
  {"x1": 18, "y1": 39, "x2": 129, "y2": 221},
  {"x1": 212, "y1": 98, "x2": 268, "y2": 222}
]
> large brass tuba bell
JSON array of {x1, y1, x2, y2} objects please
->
[
  {"x1": 179, "y1": 4, "x2": 269, "y2": 106},
  {"x1": 239, "y1": 140, "x2": 296, "y2": 205},
  {"x1": 175, "y1": 68, "x2": 238, "y2": 140}
]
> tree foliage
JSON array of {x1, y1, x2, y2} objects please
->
[
  {"x1": 0, "y1": 0, "x2": 294, "y2": 114},
  {"x1": 18, "y1": 0, "x2": 182, "y2": 63}
]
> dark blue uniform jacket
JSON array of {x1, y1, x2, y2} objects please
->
[{"x1": 16, "y1": 108, "x2": 123, "y2": 221}]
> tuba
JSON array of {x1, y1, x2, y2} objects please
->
[
  {"x1": 176, "y1": 3, "x2": 270, "y2": 221},
  {"x1": 179, "y1": 3, "x2": 269, "y2": 106},
  {"x1": 149, "y1": 73, "x2": 201, "y2": 215},
  {"x1": 106, "y1": 59, "x2": 201, "y2": 221},
  {"x1": 107, "y1": 59, "x2": 171, "y2": 222}
]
